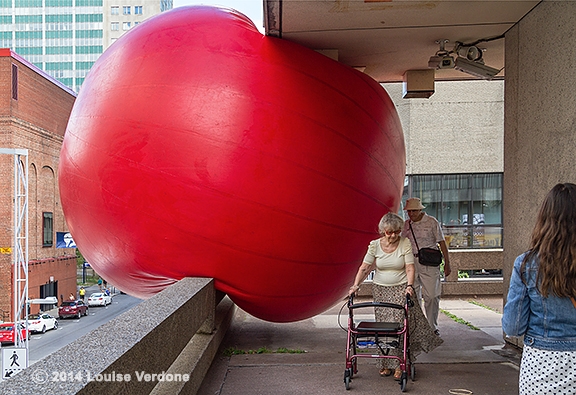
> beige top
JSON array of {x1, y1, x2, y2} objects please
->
[{"x1": 362, "y1": 237, "x2": 414, "y2": 286}]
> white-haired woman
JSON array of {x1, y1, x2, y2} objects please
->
[{"x1": 349, "y1": 212, "x2": 443, "y2": 379}]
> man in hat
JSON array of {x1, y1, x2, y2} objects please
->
[{"x1": 402, "y1": 197, "x2": 451, "y2": 336}]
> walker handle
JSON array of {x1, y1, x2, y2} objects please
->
[{"x1": 406, "y1": 294, "x2": 414, "y2": 308}]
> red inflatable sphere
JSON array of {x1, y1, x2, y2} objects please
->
[{"x1": 59, "y1": 6, "x2": 405, "y2": 322}]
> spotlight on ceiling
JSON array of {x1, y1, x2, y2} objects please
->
[
  {"x1": 454, "y1": 57, "x2": 500, "y2": 80},
  {"x1": 428, "y1": 39, "x2": 454, "y2": 70}
]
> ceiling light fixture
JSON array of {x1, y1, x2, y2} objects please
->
[{"x1": 402, "y1": 69, "x2": 435, "y2": 99}]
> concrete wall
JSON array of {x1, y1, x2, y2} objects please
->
[
  {"x1": 383, "y1": 80, "x2": 504, "y2": 175},
  {"x1": 503, "y1": 0, "x2": 576, "y2": 301},
  {"x1": 442, "y1": 249, "x2": 503, "y2": 296},
  {"x1": 103, "y1": 0, "x2": 165, "y2": 50}
]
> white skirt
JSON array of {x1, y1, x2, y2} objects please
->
[{"x1": 520, "y1": 344, "x2": 576, "y2": 395}]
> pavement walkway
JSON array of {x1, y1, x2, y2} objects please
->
[{"x1": 198, "y1": 295, "x2": 521, "y2": 395}]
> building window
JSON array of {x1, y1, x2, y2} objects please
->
[
  {"x1": 402, "y1": 173, "x2": 503, "y2": 249},
  {"x1": 76, "y1": 45, "x2": 103, "y2": 54},
  {"x1": 46, "y1": 46, "x2": 73, "y2": 55},
  {"x1": 111, "y1": 22, "x2": 119, "y2": 31},
  {"x1": 43, "y1": 212, "x2": 54, "y2": 247},
  {"x1": 123, "y1": 6, "x2": 130, "y2": 15},
  {"x1": 111, "y1": 6, "x2": 119, "y2": 14},
  {"x1": 122, "y1": 22, "x2": 131, "y2": 30},
  {"x1": 76, "y1": 61, "x2": 94, "y2": 70},
  {"x1": 160, "y1": 0, "x2": 172, "y2": 12},
  {"x1": 75, "y1": 14, "x2": 103, "y2": 23},
  {"x1": 15, "y1": 0, "x2": 42, "y2": 7},
  {"x1": 76, "y1": 30, "x2": 103, "y2": 39},
  {"x1": 11, "y1": 64, "x2": 17, "y2": 100},
  {"x1": 75, "y1": 0, "x2": 102, "y2": 5},
  {"x1": 134, "y1": 5, "x2": 142, "y2": 14}
]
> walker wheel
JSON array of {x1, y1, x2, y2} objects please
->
[
  {"x1": 344, "y1": 369, "x2": 352, "y2": 390},
  {"x1": 399, "y1": 373, "x2": 407, "y2": 392}
]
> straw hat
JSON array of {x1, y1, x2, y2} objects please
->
[{"x1": 404, "y1": 197, "x2": 425, "y2": 210}]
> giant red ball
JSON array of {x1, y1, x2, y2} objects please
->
[{"x1": 58, "y1": 6, "x2": 405, "y2": 322}]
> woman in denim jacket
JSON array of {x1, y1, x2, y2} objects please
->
[{"x1": 502, "y1": 183, "x2": 576, "y2": 395}]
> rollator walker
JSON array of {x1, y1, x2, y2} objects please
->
[{"x1": 343, "y1": 294, "x2": 415, "y2": 392}]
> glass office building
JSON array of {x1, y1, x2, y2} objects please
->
[{"x1": 0, "y1": 0, "x2": 171, "y2": 92}]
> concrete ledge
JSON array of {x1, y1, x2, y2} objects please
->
[
  {"x1": 446, "y1": 249, "x2": 503, "y2": 282},
  {"x1": 358, "y1": 278, "x2": 503, "y2": 297},
  {"x1": 150, "y1": 296, "x2": 235, "y2": 395},
  {"x1": 0, "y1": 277, "x2": 233, "y2": 395},
  {"x1": 442, "y1": 279, "x2": 503, "y2": 296},
  {"x1": 504, "y1": 335, "x2": 525, "y2": 349}
]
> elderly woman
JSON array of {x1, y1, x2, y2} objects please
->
[{"x1": 349, "y1": 212, "x2": 442, "y2": 379}]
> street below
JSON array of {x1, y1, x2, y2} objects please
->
[{"x1": 0, "y1": 291, "x2": 142, "y2": 372}]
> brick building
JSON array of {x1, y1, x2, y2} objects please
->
[{"x1": 0, "y1": 48, "x2": 77, "y2": 321}]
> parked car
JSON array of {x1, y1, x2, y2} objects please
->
[
  {"x1": 87, "y1": 292, "x2": 112, "y2": 307},
  {"x1": 0, "y1": 322, "x2": 28, "y2": 344},
  {"x1": 58, "y1": 300, "x2": 88, "y2": 319},
  {"x1": 26, "y1": 313, "x2": 58, "y2": 333}
]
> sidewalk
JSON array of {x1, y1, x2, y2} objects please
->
[{"x1": 198, "y1": 296, "x2": 521, "y2": 395}]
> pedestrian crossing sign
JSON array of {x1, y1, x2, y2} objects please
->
[{"x1": 1, "y1": 348, "x2": 28, "y2": 381}]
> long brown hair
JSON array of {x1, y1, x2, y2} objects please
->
[{"x1": 522, "y1": 183, "x2": 576, "y2": 298}]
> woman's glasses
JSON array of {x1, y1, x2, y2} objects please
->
[{"x1": 384, "y1": 229, "x2": 401, "y2": 236}]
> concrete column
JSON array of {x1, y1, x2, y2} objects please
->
[{"x1": 503, "y1": 1, "x2": 576, "y2": 304}]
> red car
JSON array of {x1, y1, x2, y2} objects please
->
[
  {"x1": 58, "y1": 300, "x2": 89, "y2": 319},
  {"x1": 0, "y1": 322, "x2": 28, "y2": 344}
]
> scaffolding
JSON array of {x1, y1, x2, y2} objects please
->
[{"x1": 0, "y1": 148, "x2": 29, "y2": 349}]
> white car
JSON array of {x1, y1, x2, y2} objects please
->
[
  {"x1": 87, "y1": 292, "x2": 112, "y2": 307},
  {"x1": 26, "y1": 313, "x2": 58, "y2": 333}
]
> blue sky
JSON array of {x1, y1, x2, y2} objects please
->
[{"x1": 171, "y1": 0, "x2": 264, "y2": 32}]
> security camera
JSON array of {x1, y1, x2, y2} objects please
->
[
  {"x1": 454, "y1": 57, "x2": 500, "y2": 80},
  {"x1": 428, "y1": 55, "x2": 454, "y2": 69},
  {"x1": 457, "y1": 45, "x2": 483, "y2": 62}
]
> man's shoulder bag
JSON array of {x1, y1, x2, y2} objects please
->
[
  {"x1": 417, "y1": 247, "x2": 443, "y2": 266},
  {"x1": 409, "y1": 223, "x2": 443, "y2": 267}
]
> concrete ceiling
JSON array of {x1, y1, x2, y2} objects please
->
[{"x1": 264, "y1": 0, "x2": 541, "y2": 83}]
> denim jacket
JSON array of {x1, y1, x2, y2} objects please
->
[{"x1": 502, "y1": 252, "x2": 576, "y2": 351}]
